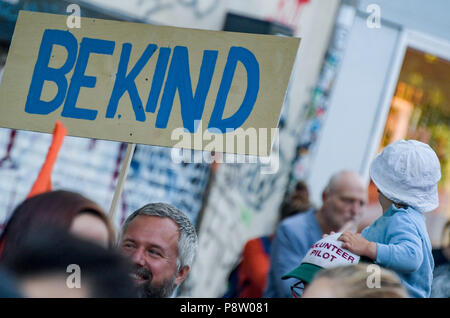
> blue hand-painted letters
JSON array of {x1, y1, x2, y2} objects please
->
[{"x1": 25, "y1": 29, "x2": 260, "y2": 133}]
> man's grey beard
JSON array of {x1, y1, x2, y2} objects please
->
[{"x1": 134, "y1": 265, "x2": 177, "y2": 298}]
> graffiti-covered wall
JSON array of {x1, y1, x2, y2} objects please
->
[
  {"x1": 0, "y1": 129, "x2": 211, "y2": 232},
  {"x1": 290, "y1": 5, "x2": 356, "y2": 199}
]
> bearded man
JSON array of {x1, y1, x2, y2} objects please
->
[{"x1": 120, "y1": 203, "x2": 198, "y2": 298}]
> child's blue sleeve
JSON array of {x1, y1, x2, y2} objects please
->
[{"x1": 375, "y1": 212, "x2": 423, "y2": 273}]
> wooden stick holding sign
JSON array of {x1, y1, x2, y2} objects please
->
[{"x1": 109, "y1": 143, "x2": 136, "y2": 221}]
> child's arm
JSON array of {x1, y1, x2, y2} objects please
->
[
  {"x1": 339, "y1": 213, "x2": 424, "y2": 273},
  {"x1": 372, "y1": 213, "x2": 424, "y2": 273},
  {"x1": 338, "y1": 232, "x2": 377, "y2": 260}
]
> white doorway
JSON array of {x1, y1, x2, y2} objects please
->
[{"x1": 363, "y1": 30, "x2": 450, "y2": 246}]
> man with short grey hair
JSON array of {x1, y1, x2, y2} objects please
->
[{"x1": 119, "y1": 203, "x2": 198, "y2": 298}]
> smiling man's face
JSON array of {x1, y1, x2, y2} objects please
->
[{"x1": 120, "y1": 215, "x2": 183, "y2": 298}]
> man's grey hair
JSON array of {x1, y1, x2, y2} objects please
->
[
  {"x1": 121, "y1": 203, "x2": 198, "y2": 271},
  {"x1": 323, "y1": 172, "x2": 341, "y2": 195},
  {"x1": 323, "y1": 170, "x2": 363, "y2": 196}
]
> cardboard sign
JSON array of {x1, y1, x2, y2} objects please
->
[{"x1": 0, "y1": 11, "x2": 300, "y2": 155}]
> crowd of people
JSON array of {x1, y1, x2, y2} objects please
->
[
  {"x1": 0, "y1": 139, "x2": 448, "y2": 298},
  {"x1": 0, "y1": 196, "x2": 198, "y2": 298}
]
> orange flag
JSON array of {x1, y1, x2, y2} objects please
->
[{"x1": 27, "y1": 121, "x2": 67, "y2": 198}]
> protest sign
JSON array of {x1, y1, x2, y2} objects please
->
[{"x1": 0, "y1": 11, "x2": 299, "y2": 156}]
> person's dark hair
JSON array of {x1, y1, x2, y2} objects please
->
[
  {"x1": 441, "y1": 219, "x2": 450, "y2": 248},
  {"x1": 279, "y1": 181, "x2": 312, "y2": 221},
  {"x1": 5, "y1": 226, "x2": 136, "y2": 298},
  {"x1": 121, "y1": 202, "x2": 198, "y2": 271},
  {"x1": 0, "y1": 190, "x2": 115, "y2": 262}
]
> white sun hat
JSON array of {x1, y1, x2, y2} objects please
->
[{"x1": 369, "y1": 139, "x2": 441, "y2": 213}]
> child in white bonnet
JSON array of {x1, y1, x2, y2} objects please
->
[{"x1": 338, "y1": 139, "x2": 440, "y2": 298}]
